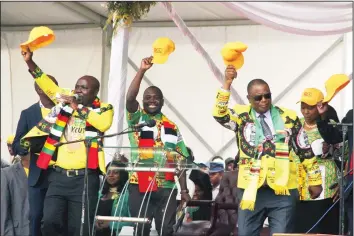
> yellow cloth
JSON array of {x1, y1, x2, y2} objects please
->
[
  {"x1": 34, "y1": 70, "x2": 112, "y2": 173},
  {"x1": 41, "y1": 107, "x2": 55, "y2": 166},
  {"x1": 24, "y1": 167, "x2": 29, "y2": 177},
  {"x1": 152, "y1": 37, "x2": 175, "y2": 64},
  {"x1": 55, "y1": 116, "x2": 87, "y2": 169},
  {"x1": 40, "y1": 107, "x2": 51, "y2": 118},
  {"x1": 212, "y1": 88, "x2": 322, "y2": 191},
  {"x1": 297, "y1": 88, "x2": 324, "y2": 106},
  {"x1": 7, "y1": 135, "x2": 15, "y2": 145}
]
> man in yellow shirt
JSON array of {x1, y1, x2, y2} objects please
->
[
  {"x1": 21, "y1": 48, "x2": 113, "y2": 236},
  {"x1": 12, "y1": 75, "x2": 58, "y2": 236}
]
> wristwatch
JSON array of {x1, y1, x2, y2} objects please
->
[{"x1": 180, "y1": 189, "x2": 189, "y2": 194}]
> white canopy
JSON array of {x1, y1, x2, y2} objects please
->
[
  {"x1": 1, "y1": 2, "x2": 352, "y2": 165},
  {"x1": 1, "y1": 2, "x2": 250, "y2": 29}
]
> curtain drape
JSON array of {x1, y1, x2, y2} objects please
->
[{"x1": 222, "y1": 2, "x2": 352, "y2": 36}]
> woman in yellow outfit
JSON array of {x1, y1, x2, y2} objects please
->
[{"x1": 293, "y1": 88, "x2": 343, "y2": 234}]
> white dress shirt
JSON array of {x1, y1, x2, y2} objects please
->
[
  {"x1": 212, "y1": 184, "x2": 220, "y2": 200},
  {"x1": 255, "y1": 110, "x2": 275, "y2": 136}
]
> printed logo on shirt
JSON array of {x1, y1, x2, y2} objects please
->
[{"x1": 64, "y1": 117, "x2": 86, "y2": 151}]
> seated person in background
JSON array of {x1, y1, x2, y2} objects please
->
[
  {"x1": 95, "y1": 161, "x2": 132, "y2": 236},
  {"x1": 225, "y1": 157, "x2": 235, "y2": 171},
  {"x1": 209, "y1": 162, "x2": 224, "y2": 200},
  {"x1": 210, "y1": 156, "x2": 224, "y2": 167},
  {"x1": 197, "y1": 162, "x2": 209, "y2": 173},
  {"x1": 185, "y1": 170, "x2": 213, "y2": 222},
  {"x1": 1, "y1": 154, "x2": 30, "y2": 236}
]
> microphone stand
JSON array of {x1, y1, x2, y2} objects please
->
[
  {"x1": 54, "y1": 127, "x2": 141, "y2": 236},
  {"x1": 327, "y1": 122, "x2": 352, "y2": 235}
]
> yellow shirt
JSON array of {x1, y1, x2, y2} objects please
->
[
  {"x1": 24, "y1": 167, "x2": 29, "y2": 177},
  {"x1": 41, "y1": 106, "x2": 56, "y2": 166},
  {"x1": 40, "y1": 107, "x2": 51, "y2": 118},
  {"x1": 33, "y1": 69, "x2": 113, "y2": 173},
  {"x1": 55, "y1": 115, "x2": 87, "y2": 169}
]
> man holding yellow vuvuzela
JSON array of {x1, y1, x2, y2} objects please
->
[{"x1": 212, "y1": 42, "x2": 323, "y2": 236}]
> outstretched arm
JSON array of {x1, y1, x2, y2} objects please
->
[
  {"x1": 126, "y1": 56, "x2": 153, "y2": 113},
  {"x1": 21, "y1": 47, "x2": 60, "y2": 104},
  {"x1": 212, "y1": 65, "x2": 239, "y2": 132}
]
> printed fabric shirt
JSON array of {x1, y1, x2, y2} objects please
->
[
  {"x1": 126, "y1": 105, "x2": 189, "y2": 188},
  {"x1": 291, "y1": 118, "x2": 342, "y2": 200}
]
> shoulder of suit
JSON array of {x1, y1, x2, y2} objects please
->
[
  {"x1": 23, "y1": 102, "x2": 40, "y2": 113},
  {"x1": 275, "y1": 106, "x2": 298, "y2": 119},
  {"x1": 232, "y1": 104, "x2": 251, "y2": 114}
]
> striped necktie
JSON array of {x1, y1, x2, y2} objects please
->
[{"x1": 259, "y1": 114, "x2": 273, "y2": 139}]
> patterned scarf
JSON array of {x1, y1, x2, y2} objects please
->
[
  {"x1": 134, "y1": 112, "x2": 179, "y2": 191},
  {"x1": 240, "y1": 106, "x2": 290, "y2": 211},
  {"x1": 37, "y1": 97, "x2": 104, "y2": 170}
]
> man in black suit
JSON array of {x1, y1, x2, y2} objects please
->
[
  {"x1": 317, "y1": 105, "x2": 353, "y2": 236},
  {"x1": 12, "y1": 76, "x2": 58, "y2": 236}
]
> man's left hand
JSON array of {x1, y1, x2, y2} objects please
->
[
  {"x1": 59, "y1": 94, "x2": 78, "y2": 109},
  {"x1": 308, "y1": 185, "x2": 323, "y2": 199}
]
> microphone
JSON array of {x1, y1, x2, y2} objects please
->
[
  {"x1": 74, "y1": 94, "x2": 83, "y2": 104},
  {"x1": 131, "y1": 120, "x2": 156, "y2": 129},
  {"x1": 57, "y1": 94, "x2": 82, "y2": 105}
]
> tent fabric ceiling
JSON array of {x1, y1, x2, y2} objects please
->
[{"x1": 1, "y1": 2, "x2": 248, "y2": 26}]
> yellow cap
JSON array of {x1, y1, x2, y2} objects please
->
[
  {"x1": 323, "y1": 74, "x2": 351, "y2": 103},
  {"x1": 298, "y1": 88, "x2": 324, "y2": 106},
  {"x1": 221, "y1": 42, "x2": 248, "y2": 70},
  {"x1": 152, "y1": 37, "x2": 175, "y2": 64},
  {"x1": 6, "y1": 135, "x2": 15, "y2": 144},
  {"x1": 22, "y1": 119, "x2": 52, "y2": 140},
  {"x1": 20, "y1": 26, "x2": 55, "y2": 52}
]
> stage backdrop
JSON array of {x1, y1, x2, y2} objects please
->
[
  {"x1": 121, "y1": 25, "x2": 350, "y2": 162},
  {"x1": 1, "y1": 25, "x2": 351, "y2": 164}
]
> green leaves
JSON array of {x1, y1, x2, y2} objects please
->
[{"x1": 103, "y1": 1, "x2": 156, "y2": 34}]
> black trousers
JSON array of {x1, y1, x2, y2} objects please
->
[
  {"x1": 42, "y1": 169, "x2": 99, "y2": 236},
  {"x1": 28, "y1": 186, "x2": 47, "y2": 236},
  {"x1": 294, "y1": 198, "x2": 341, "y2": 234},
  {"x1": 128, "y1": 184, "x2": 177, "y2": 236}
]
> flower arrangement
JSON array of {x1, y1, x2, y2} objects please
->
[{"x1": 104, "y1": 1, "x2": 156, "y2": 35}]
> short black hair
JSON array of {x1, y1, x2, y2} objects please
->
[
  {"x1": 83, "y1": 75, "x2": 100, "y2": 92},
  {"x1": 247, "y1": 79, "x2": 269, "y2": 94},
  {"x1": 145, "y1": 86, "x2": 163, "y2": 98}
]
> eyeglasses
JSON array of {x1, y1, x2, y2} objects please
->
[{"x1": 252, "y1": 93, "x2": 272, "y2": 102}]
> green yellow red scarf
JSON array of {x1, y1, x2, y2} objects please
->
[{"x1": 37, "y1": 97, "x2": 104, "y2": 170}]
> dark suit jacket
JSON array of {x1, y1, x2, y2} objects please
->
[
  {"x1": 1, "y1": 162, "x2": 30, "y2": 236},
  {"x1": 12, "y1": 102, "x2": 48, "y2": 188}
]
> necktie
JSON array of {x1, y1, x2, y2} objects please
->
[{"x1": 259, "y1": 114, "x2": 273, "y2": 139}]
